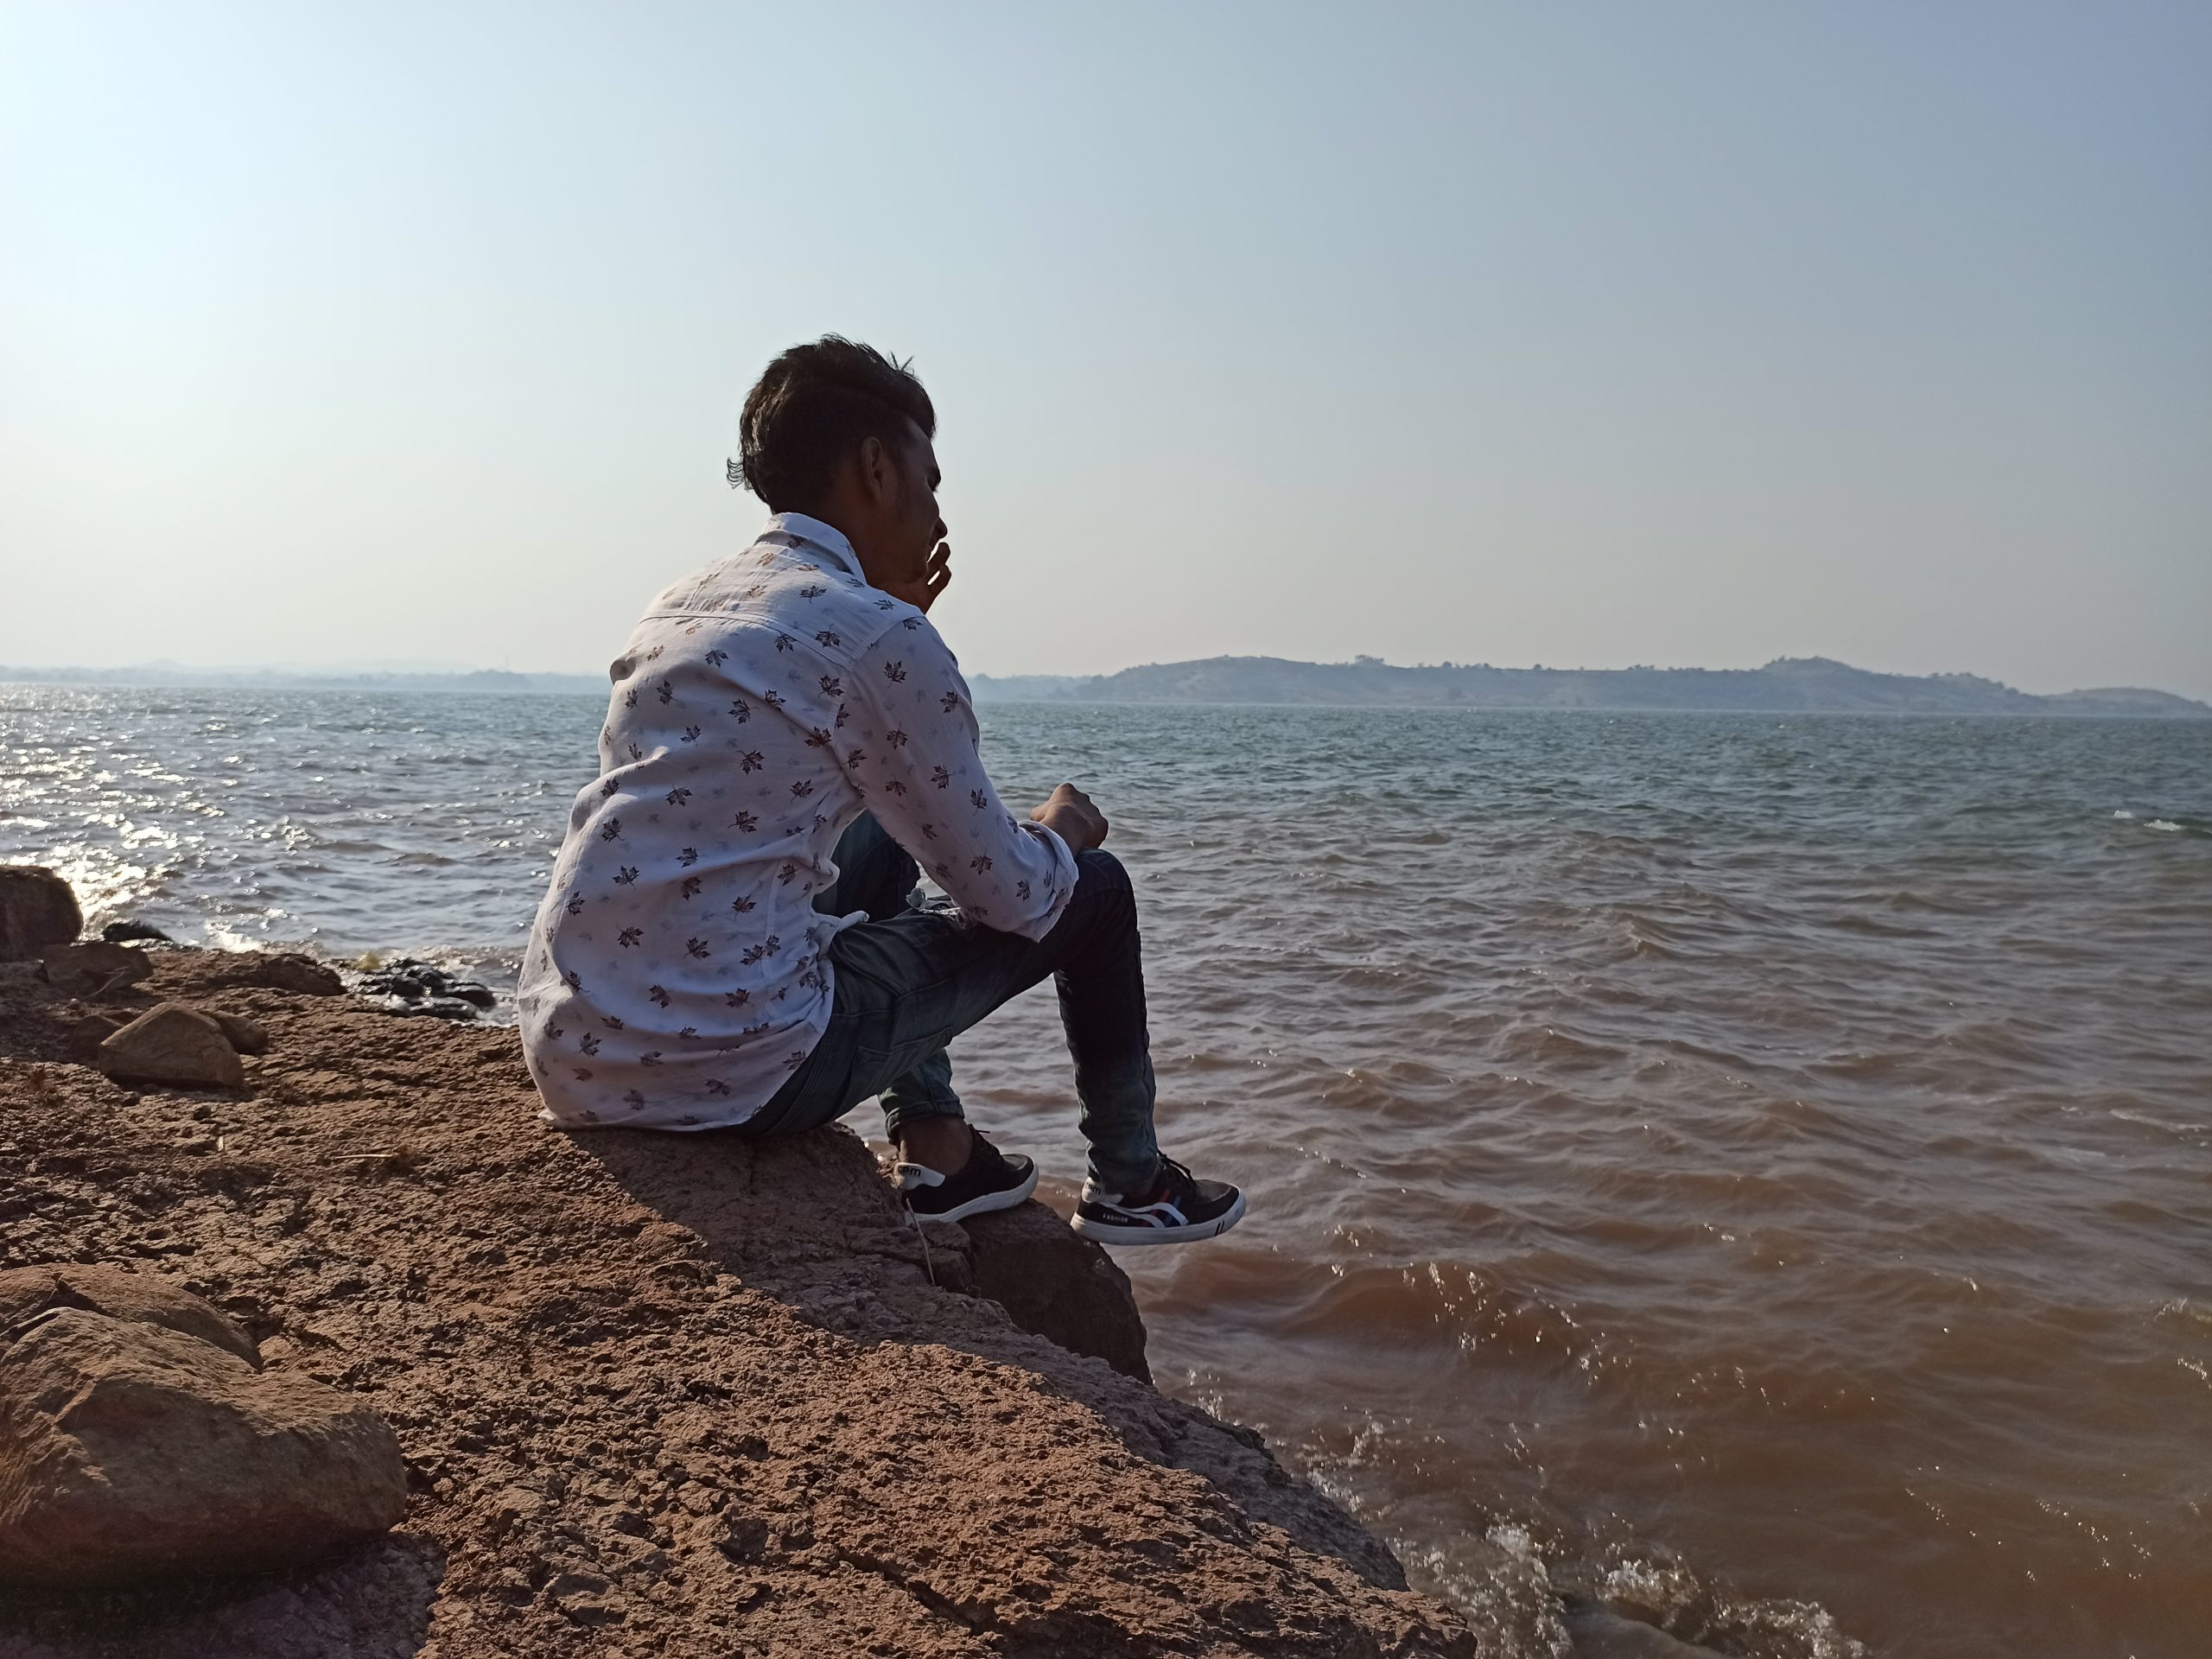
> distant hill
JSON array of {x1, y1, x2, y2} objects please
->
[
  {"x1": 1047, "y1": 656, "x2": 2212, "y2": 717},
  {"x1": 969, "y1": 673, "x2": 1092, "y2": 701},
  {"x1": 8, "y1": 656, "x2": 2205, "y2": 716}
]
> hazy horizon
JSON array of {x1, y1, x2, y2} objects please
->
[
  {"x1": 5, "y1": 647, "x2": 2206, "y2": 705},
  {"x1": 5, "y1": 5, "x2": 2208, "y2": 699}
]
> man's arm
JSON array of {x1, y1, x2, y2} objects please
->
[{"x1": 836, "y1": 617, "x2": 1084, "y2": 938}]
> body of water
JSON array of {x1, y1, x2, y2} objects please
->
[{"x1": 6, "y1": 684, "x2": 2209, "y2": 1657}]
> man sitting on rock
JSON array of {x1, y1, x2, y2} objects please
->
[{"x1": 517, "y1": 338, "x2": 1244, "y2": 1245}]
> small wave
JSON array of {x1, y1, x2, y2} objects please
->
[
  {"x1": 1581, "y1": 1548, "x2": 1868, "y2": 1658},
  {"x1": 1281, "y1": 1260, "x2": 1615, "y2": 1378}
]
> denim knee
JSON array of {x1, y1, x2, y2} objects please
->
[{"x1": 1074, "y1": 847, "x2": 1133, "y2": 902}]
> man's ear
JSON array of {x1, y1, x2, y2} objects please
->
[{"x1": 854, "y1": 435, "x2": 892, "y2": 506}]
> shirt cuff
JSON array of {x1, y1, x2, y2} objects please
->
[{"x1": 1015, "y1": 819, "x2": 1080, "y2": 940}]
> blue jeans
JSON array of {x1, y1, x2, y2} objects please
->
[{"x1": 743, "y1": 813, "x2": 1162, "y2": 1193}]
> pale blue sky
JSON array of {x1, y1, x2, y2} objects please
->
[{"x1": 3, "y1": 3, "x2": 2207, "y2": 696}]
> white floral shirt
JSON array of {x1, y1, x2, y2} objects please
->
[{"x1": 517, "y1": 513, "x2": 1077, "y2": 1129}]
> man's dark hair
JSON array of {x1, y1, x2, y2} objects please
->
[{"x1": 730, "y1": 336, "x2": 935, "y2": 510}]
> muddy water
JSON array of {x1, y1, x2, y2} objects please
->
[{"x1": 7, "y1": 686, "x2": 2209, "y2": 1656}]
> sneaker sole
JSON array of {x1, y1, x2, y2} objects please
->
[
  {"x1": 907, "y1": 1160, "x2": 1039, "y2": 1224},
  {"x1": 1071, "y1": 1189, "x2": 1247, "y2": 1246}
]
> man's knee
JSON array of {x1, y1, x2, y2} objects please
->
[{"x1": 1074, "y1": 847, "x2": 1134, "y2": 906}]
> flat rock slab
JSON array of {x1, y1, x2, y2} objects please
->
[
  {"x1": 0, "y1": 1308, "x2": 407, "y2": 1586},
  {"x1": 41, "y1": 941, "x2": 152, "y2": 996},
  {"x1": 97, "y1": 1002, "x2": 245, "y2": 1089},
  {"x1": 0, "y1": 867, "x2": 80, "y2": 962},
  {"x1": 0, "y1": 1265, "x2": 261, "y2": 1367},
  {"x1": 184, "y1": 952, "x2": 343, "y2": 996}
]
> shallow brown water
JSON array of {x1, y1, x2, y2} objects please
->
[
  {"x1": 8, "y1": 689, "x2": 2210, "y2": 1655},
  {"x1": 951, "y1": 707, "x2": 2212, "y2": 1658}
]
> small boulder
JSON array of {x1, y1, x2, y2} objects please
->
[
  {"x1": 0, "y1": 1265, "x2": 260, "y2": 1366},
  {"x1": 208, "y1": 1009, "x2": 271, "y2": 1055},
  {"x1": 0, "y1": 867, "x2": 80, "y2": 962},
  {"x1": 100, "y1": 919, "x2": 175, "y2": 944},
  {"x1": 963, "y1": 1201, "x2": 1151, "y2": 1381},
  {"x1": 196, "y1": 952, "x2": 344, "y2": 996},
  {"x1": 96, "y1": 1003, "x2": 245, "y2": 1090},
  {"x1": 41, "y1": 940, "x2": 152, "y2": 996},
  {"x1": 63, "y1": 1012, "x2": 126, "y2": 1060},
  {"x1": 0, "y1": 1308, "x2": 407, "y2": 1584}
]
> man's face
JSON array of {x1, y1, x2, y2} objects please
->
[{"x1": 888, "y1": 424, "x2": 944, "y2": 580}]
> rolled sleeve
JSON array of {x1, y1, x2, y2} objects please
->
[{"x1": 839, "y1": 617, "x2": 1078, "y2": 939}]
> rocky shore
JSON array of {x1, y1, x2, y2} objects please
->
[{"x1": 0, "y1": 881, "x2": 1488, "y2": 1657}]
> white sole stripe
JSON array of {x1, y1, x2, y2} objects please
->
[
  {"x1": 1071, "y1": 1189, "x2": 1247, "y2": 1246},
  {"x1": 908, "y1": 1161, "x2": 1039, "y2": 1224}
]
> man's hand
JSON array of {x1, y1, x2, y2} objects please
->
[
  {"x1": 881, "y1": 540, "x2": 952, "y2": 614},
  {"x1": 1030, "y1": 783, "x2": 1108, "y2": 853}
]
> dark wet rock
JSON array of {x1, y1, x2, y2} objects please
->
[
  {"x1": 41, "y1": 941, "x2": 152, "y2": 997},
  {"x1": 100, "y1": 919, "x2": 176, "y2": 944},
  {"x1": 0, "y1": 1265, "x2": 260, "y2": 1366},
  {"x1": 0, "y1": 866, "x2": 81, "y2": 962},
  {"x1": 400, "y1": 997, "x2": 481, "y2": 1022},
  {"x1": 0, "y1": 1308, "x2": 408, "y2": 1585},
  {"x1": 96, "y1": 1002, "x2": 246, "y2": 1090},
  {"x1": 963, "y1": 1199, "x2": 1151, "y2": 1381},
  {"x1": 356, "y1": 957, "x2": 493, "y2": 1019}
]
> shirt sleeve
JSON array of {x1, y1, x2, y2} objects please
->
[{"x1": 836, "y1": 615, "x2": 1078, "y2": 939}]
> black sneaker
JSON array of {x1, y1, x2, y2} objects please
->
[
  {"x1": 1071, "y1": 1156, "x2": 1246, "y2": 1245},
  {"x1": 893, "y1": 1129, "x2": 1038, "y2": 1223}
]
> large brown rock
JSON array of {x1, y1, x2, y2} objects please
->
[
  {"x1": 0, "y1": 1308, "x2": 408, "y2": 1585},
  {"x1": 96, "y1": 1002, "x2": 245, "y2": 1089},
  {"x1": 41, "y1": 940, "x2": 151, "y2": 997},
  {"x1": 0, "y1": 1266, "x2": 260, "y2": 1367},
  {"x1": 964, "y1": 1199, "x2": 1152, "y2": 1380},
  {"x1": 0, "y1": 993, "x2": 1494, "y2": 1656},
  {"x1": 0, "y1": 867, "x2": 79, "y2": 962}
]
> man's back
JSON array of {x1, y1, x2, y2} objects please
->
[{"x1": 518, "y1": 513, "x2": 935, "y2": 1127}]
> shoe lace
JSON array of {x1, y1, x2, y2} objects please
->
[{"x1": 1146, "y1": 1156, "x2": 1194, "y2": 1204}]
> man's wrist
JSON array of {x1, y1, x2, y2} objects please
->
[{"x1": 1039, "y1": 806, "x2": 1096, "y2": 853}]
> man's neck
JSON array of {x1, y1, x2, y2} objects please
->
[{"x1": 779, "y1": 504, "x2": 880, "y2": 588}]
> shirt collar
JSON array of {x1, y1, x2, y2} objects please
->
[{"x1": 762, "y1": 512, "x2": 864, "y2": 581}]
